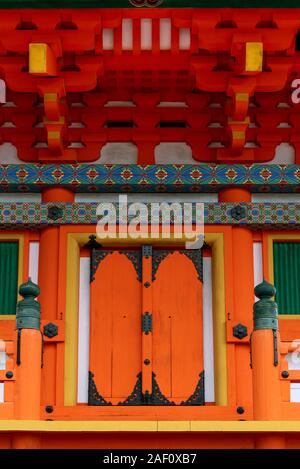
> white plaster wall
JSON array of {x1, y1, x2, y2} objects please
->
[
  {"x1": 77, "y1": 257, "x2": 91, "y2": 404},
  {"x1": 105, "y1": 101, "x2": 135, "y2": 108},
  {"x1": 97, "y1": 143, "x2": 138, "y2": 164},
  {"x1": 102, "y1": 28, "x2": 114, "y2": 50},
  {"x1": 203, "y1": 255, "x2": 215, "y2": 403},
  {"x1": 179, "y1": 28, "x2": 191, "y2": 50},
  {"x1": 103, "y1": 20, "x2": 191, "y2": 52},
  {"x1": 155, "y1": 143, "x2": 199, "y2": 164},
  {"x1": 0, "y1": 143, "x2": 24, "y2": 164},
  {"x1": 253, "y1": 242, "x2": 263, "y2": 301},
  {"x1": 252, "y1": 194, "x2": 300, "y2": 202},
  {"x1": 75, "y1": 193, "x2": 218, "y2": 203},
  {"x1": 286, "y1": 352, "x2": 300, "y2": 371},
  {"x1": 94, "y1": 141, "x2": 202, "y2": 164},
  {"x1": 141, "y1": 19, "x2": 152, "y2": 50},
  {"x1": 158, "y1": 102, "x2": 187, "y2": 108},
  {"x1": 160, "y1": 19, "x2": 171, "y2": 50},
  {"x1": 29, "y1": 241, "x2": 39, "y2": 285},
  {"x1": 0, "y1": 345, "x2": 7, "y2": 404},
  {"x1": 291, "y1": 384, "x2": 300, "y2": 403},
  {"x1": 0, "y1": 193, "x2": 41, "y2": 202},
  {"x1": 285, "y1": 353, "x2": 300, "y2": 403},
  {"x1": 122, "y1": 19, "x2": 133, "y2": 50},
  {"x1": 266, "y1": 143, "x2": 295, "y2": 164}
]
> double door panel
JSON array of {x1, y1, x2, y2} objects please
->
[{"x1": 89, "y1": 246, "x2": 204, "y2": 406}]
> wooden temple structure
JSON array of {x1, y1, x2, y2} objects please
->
[{"x1": 0, "y1": 0, "x2": 300, "y2": 449}]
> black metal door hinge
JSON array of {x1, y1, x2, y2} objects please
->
[
  {"x1": 142, "y1": 312, "x2": 152, "y2": 334},
  {"x1": 142, "y1": 245, "x2": 152, "y2": 258}
]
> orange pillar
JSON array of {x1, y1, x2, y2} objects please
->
[
  {"x1": 39, "y1": 187, "x2": 74, "y2": 406},
  {"x1": 219, "y1": 188, "x2": 253, "y2": 409},
  {"x1": 219, "y1": 188, "x2": 251, "y2": 204},
  {"x1": 219, "y1": 188, "x2": 253, "y2": 322},
  {"x1": 12, "y1": 280, "x2": 42, "y2": 449},
  {"x1": 252, "y1": 280, "x2": 285, "y2": 449}
]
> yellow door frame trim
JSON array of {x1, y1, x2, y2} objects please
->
[
  {"x1": 268, "y1": 234, "x2": 300, "y2": 319},
  {"x1": 64, "y1": 231, "x2": 227, "y2": 407},
  {"x1": 207, "y1": 232, "x2": 227, "y2": 406}
]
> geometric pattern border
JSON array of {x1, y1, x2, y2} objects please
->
[
  {"x1": 0, "y1": 164, "x2": 300, "y2": 193},
  {"x1": 0, "y1": 202, "x2": 299, "y2": 227}
]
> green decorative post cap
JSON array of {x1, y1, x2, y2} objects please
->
[
  {"x1": 253, "y1": 279, "x2": 278, "y2": 331},
  {"x1": 16, "y1": 278, "x2": 41, "y2": 330}
]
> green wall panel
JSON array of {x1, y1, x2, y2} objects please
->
[
  {"x1": 274, "y1": 242, "x2": 300, "y2": 315},
  {"x1": 0, "y1": 242, "x2": 18, "y2": 316}
]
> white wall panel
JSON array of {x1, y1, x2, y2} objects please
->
[
  {"x1": 291, "y1": 384, "x2": 300, "y2": 403},
  {"x1": 179, "y1": 28, "x2": 191, "y2": 50},
  {"x1": 29, "y1": 241, "x2": 39, "y2": 284},
  {"x1": 252, "y1": 194, "x2": 300, "y2": 202},
  {"x1": 285, "y1": 353, "x2": 300, "y2": 402},
  {"x1": 0, "y1": 143, "x2": 23, "y2": 164},
  {"x1": 98, "y1": 142, "x2": 138, "y2": 164},
  {"x1": 77, "y1": 257, "x2": 91, "y2": 404},
  {"x1": 253, "y1": 242, "x2": 263, "y2": 300},
  {"x1": 122, "y1": 19, "x2": 133, "y2": 50},
  {"x1": 160, "y1": 19, "x2": 171, "y2": 50},
  {"x1": 0, "y1": 194, "x2": 41, "y2": 202},
  {"x1": 0, "y1": 348, "x2": 7, "y2": 404},
  {"x1": 286, "y1": 352, "x2": 300, "y2": 370},
  {"x1": 203, "y1": 256, "x2": 215, "y2": 402},
  {"x1": 103, "y1": 28, "x2": 114, "y2": 50},
  {"x1": 0, "y1": 350, "x2": 7, "y2": 370},
  {"x1": 267, "y1": 142, "x2": 295, "y2": 164},
  {"x1": 155, "y1": 142, "x2": 199, "y2": 164},
  {"x1": 75, "y1": 193, "x2": 218, "y2": 203},
  {"x1": 141, "y1": 19, "x2": 152, "y2": 50}
]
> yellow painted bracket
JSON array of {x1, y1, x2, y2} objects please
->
[
  {"x1": 230, "y1": 92, "x2": 250, "y2": 123},
  {"x1": 245, "y1": 42, "x2": 263, "y2": 72},
  {"x1": 228, "y1": 117, "x2": 250, "y2": 154},
  {"x1": 228, "y1": 117, "x2": 250, "y2": 125},
  {"x1": 43, "y1": 93, "x2": 61, "y2": 122},
  {"x1": 29, "y1": 43, "x2": 57, "y2": 76},
  {"x1": 235, "y1": 92, "x2": 249, "y2": 104}
]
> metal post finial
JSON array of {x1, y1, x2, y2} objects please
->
[
  {"x1": 253, "y1": 279, "x2": 278, "y2": 331},
  {"x1": 16, "y1": 278, "x2": 41, "y2": 330}
]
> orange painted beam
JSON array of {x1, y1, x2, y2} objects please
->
[{"x1": 39, "y1": 188, "x2": 74, "y2": 407}]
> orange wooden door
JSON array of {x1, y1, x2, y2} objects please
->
[
  {"x1": 152, "y1": 249, "x2": 204, "y2": 405},
  {"x1": 88, "y1": 247, "x2": 204, "y2": 406},
  {"x1": 89, "y1": 249, "x2": 142, "y2": 405}
]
